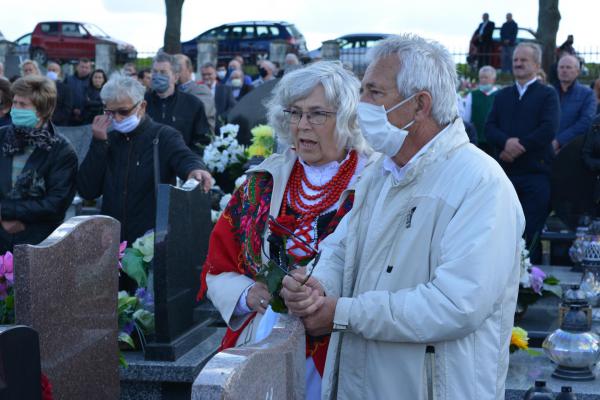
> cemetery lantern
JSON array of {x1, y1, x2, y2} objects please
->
[{"x1": 543, "y1": 290, "x2": 600, "y2": 381}]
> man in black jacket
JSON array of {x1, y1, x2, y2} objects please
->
[
  {"x1": 46, "y1": 61, "x2": 73, "y2": 126},
  {"x1": 145, "y1": 52, "x2": 211, "y2": 155},
  {"x1": 200, "y1": 62, "x2": 236, "y2": 131},
  {"x1": 77, "y1": 76, "x2": 212, "y2": 245},
  {"x1": 474, "y1": 13, "x2": 495, "y2": 68},
  {"x1": 486, "y1": 43, "x2": 560, "y2": 257}
]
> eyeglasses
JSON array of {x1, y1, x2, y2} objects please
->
[
  {"x1": 104, "y1": 102, "x2": 140, "y2": 117},
  {"x1": 283, "y1": 109, "x2": 336, "y2": 125}
]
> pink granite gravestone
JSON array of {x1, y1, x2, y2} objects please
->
[{"x1": 14, "y1": 215, "x2": 120, "y2": 400}]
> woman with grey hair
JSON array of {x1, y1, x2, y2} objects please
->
[
  {"x1": 200, "y1": 61, "x2": 376, "y2": 399},
  {"x1": 77, "y1": 76, "x2": 211, "y2": 251}
]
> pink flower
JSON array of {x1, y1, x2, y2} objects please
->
[
  {"x1": 529, "y1": 266, "x2": 546, "y2": 295},
  {"x1": 118, "y1": 241, "x2": 127, "y2": 270},
  {"x1": 0, "y1": 252, "x2": 14, "y2": 285}
]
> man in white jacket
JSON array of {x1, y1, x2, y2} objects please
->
[{"x1": 281, "y1": 34, "x2": 525, "y2": 400}]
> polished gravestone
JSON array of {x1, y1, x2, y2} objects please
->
[
  {"x1": 120, "y1": 182, "x2": 223, "y2": 400},
  {"x1": 193, "y1": 314, "x2": 305, "y2": 400},
  {"x1": 55, "y1": 124, "x2": 93, "y2": 165},
  {"x1": 14, "y1": 216, "x2": 120, "y2": 400},
  {"x1": 144, "y1": 182, "x2": 215, "y2": 361},
  {"x1": 0, "y1": 325, "x2": 42, "y2": 400}
]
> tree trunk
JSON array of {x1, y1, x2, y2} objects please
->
[
  {"x1": 163, "y1": 0, "x2": 185, "y2": 54},
  {"x1": 536, "y1": 0, "x2": 561, "y2": 74}
]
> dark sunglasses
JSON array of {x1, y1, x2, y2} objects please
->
[{"x1": 104, "y1": 102, "x2": 140, "y2": 117}]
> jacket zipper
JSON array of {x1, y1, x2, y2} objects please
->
[{"x1": 122, "y1": 136, "x2": 133, "y2": 236}]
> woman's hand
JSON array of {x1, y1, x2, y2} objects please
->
[
  {"x1": 91, "y1": 114, "x2": 112, "y2": 141},
  {"x1": 246, "y1": 282, "x2": 272, "y2": 314}
]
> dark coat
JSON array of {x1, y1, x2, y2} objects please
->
[
  {"x1": 582, "y1": 115, "x2": 600, "y2": 173},
  {"x1": 214, "y1": 83, "x2": 237, "y2": 121},
  {"x1": 553, "y1": 81, "x2": 597, "y2": 147},
  {"x1": 51, "y1": 80, "x2": 73, "y2": 126},
  {"x1": 234, "y1": 83, "x2": 254, "y2": 101},
  {"x1": 63, "y1": 72, "x2": 90, "y2": 125},
  {"x1": 0, "y1": 123, "x2": 78, "y2": 252},
  {"x1": 475, "y1": 20, "x2": 495, "y2": 44},
  {"x1": 76, "y1": 116, "x2": 205, "y2": 244},
  {"x1": 145, "y1": 89, "x2": 211, "y2": 155},
  {"x1": 485, "y1": 80, "x2": 560, "y2": 176},
  {"x1": 82, "y1": 85, "x2": 103, "y2": 125},
  {"x1": 500, "y1": 20, "x2": 518, "y2": 46}
]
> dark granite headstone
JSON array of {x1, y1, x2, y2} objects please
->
[
  {"x1": 14, "y1": 216, "x2": 120, "y2": 399},
  {"x1": 144, "y1": 182, "x2": 215, "y2": 361},
  {"x1": 0, "y1": 325, "x2": 42, "y2": 400},
  {"x1": 55, "y1": 124, "x2": 93, "y2": 165}
]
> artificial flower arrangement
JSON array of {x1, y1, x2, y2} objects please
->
[
  {"x1": 117, "y1": 231, "x2": 156, "y2": 366},
  {"x1": 510, "y1": 326, "x2": 540, "y2": 355},
  {"x1": 247, "y1": 124, "x2": 274, "y2": 158},
  {"x1": 517, "y1": 239, "x2": 562, "y2": 314},
  {"x1": 0, "y1": 251, "x2": 14, "y2": 324}
]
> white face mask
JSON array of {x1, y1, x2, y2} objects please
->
[
  {"x1": 112, "y1": 111, "x2": 141, "y2": 134},
  {"x1": 357, "y1": 94, "x2": 416, "y2": 157},
  {"x1": 46, "y1": 71, "x2": 59, "y2": 81},
  {"x1": 216, "y1": 70, "x2": 226, "y2": 80},
  {"x1": 230, "y1": 78, "x2": 242, "y2": 88}
]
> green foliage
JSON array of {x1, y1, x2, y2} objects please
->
[{"x1": 121, "y1": 248, "x2": 147, "y2": 287}]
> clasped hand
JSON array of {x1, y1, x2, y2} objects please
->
[{"x1": 281, "y1": 273, "x2": 337, "y2": 336}]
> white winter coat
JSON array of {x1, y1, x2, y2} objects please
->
[{"x1": 312, "y1": 119, "x2": 525, "y2": 400}]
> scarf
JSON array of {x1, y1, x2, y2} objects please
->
[{"x1": 2, "y1": 124, "x2": 58, "y2": 156}]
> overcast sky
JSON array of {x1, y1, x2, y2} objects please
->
[{"x1": 1, "y1": 0, "x2": 597, "y2": 56}]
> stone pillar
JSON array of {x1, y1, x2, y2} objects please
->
[
  {"x1": 269, "y1": 39, "x2": 288, "y2": 65},
  {"x1": 0, "y1": 40, "x2": 11, "y2": 67},
  {"x1": 321, "y1": 40, "x2": 340, "y2": 60},
  {"x1": 95, "y1": 42, "x2": 116, "y2": 74},
  {"x1": 196, "y1": 39, "x2": 218, "y2": 74}
]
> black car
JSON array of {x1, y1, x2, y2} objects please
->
[{"x1": 181, "y1": 21, "x2": 306, "y2": 65}]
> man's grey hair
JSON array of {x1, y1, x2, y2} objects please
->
[
  {"x1": 478, "y1": 65, "x2": 497, "y2": 79},
  {"x1": 367, "y1": 34, "x2": 458, "y2": 126},
  {"x1": 558, "y1": 54, "x2": 580, "y2": 70},
  {"x1": 515, "y1": 42, "x2": 542, "y2": 65},
  {"x1": 174, "y1": 54, "x2": 193, "y2": 72},
  {"x1": 153, "y1": 52, "x2": 180, "y2": 74},
  {"x1": 101, "y1": 76, "x2": 146, "y2": 105},
  {"x1": 267, "y1": 60, "x2": 369, "y2": 153},
  {"x1": 260, "y1": 60, "x2": 276, "y2": 73},
  {"x1": 201, "y1": 62, "x2": 216, "y2": 70}
]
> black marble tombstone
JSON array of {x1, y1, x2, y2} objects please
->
[
  {"x1": 144, "y1": 182, "x2": 215, "y2": 361},
  {"x1": 0, "y1": 325, "x2": 42, "y2": 400}
]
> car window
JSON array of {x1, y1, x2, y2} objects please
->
[
  {"x1": 16, "y1": 34, "x2": 31, "y2": 46},
  {"x1": 40, "y1": 23, "x2": 59, "y2": 35},
  {"x1": 339, "y1": 39, "x2": 353, "y2": 50},
  {"x1": 202, "y1": 28, "x2": 225, "y2": 40},
  {"x1": 518, "y1": 29, "x2": 537, "y2": 41},
  {"x1": 62, "y1": 23, "x2": 83, "y2": 37},
  {"x1": 256, "y1": 26, "x2": 270, "y2": 38},
  {"x1": 364, "y1": 39, "x2": 380, "y2": 48},
  {"x1": 228, "y1": 26, "x2": 244, "y2": 39},
  {"x1": 269, "y1": 26, "x2": 280, "y2": 37},
  {"x1": 286, "y1": 25, "x2": 303, "y2": 39},
  {"x1": 492, "y1": 28, "x2": 501, "y2": 41},
  {"x1": 242, "y1": 26, "x2": 255, "y2": 39}
]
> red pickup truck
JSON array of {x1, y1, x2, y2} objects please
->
[{"x1": 30, "y1": 21, "x2": 137, "y2": 65}]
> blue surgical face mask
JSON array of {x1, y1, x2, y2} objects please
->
[
  {"x1": 111, "y1": 108, "x2": 141, "y2": 134},
  {"x1": 11, "y1": 108, "x2": 40, "y2": 128},
  {"x1": 46, "y1": 71, "x2": 59, "y2": 81},
  {"x1": 151, "y1": 73, "x2": 170, "y2": 93}
]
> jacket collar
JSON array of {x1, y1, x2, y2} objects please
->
[{"x1": 388, "y1": 118, "x2": 469, "y2": 187}]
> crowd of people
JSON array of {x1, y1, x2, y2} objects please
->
[{"x1": 0, "y1": 21, "x2": 599, "y2": 399}]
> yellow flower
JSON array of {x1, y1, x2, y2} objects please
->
[
  {"x1": 511, "y1": 326, "x2": 529, "y2": 350},
  {"x1": 250, "y1": 124, "x2": 273, "y2": 139},
  {"x1": 247, "y1": 143, "x2": 268, "y2": 157}
]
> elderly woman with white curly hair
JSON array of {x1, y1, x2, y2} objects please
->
[{"x1": 199, "y1": 61, "x2": 377, "y2": 398}]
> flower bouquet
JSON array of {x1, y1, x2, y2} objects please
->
[
  {"x1": 255, "y1": 215, "x2": 317, "y2": 313},
  {"x1": 203, "y1": 124, "x2": 247, "y2": 193},
  {"x1": 517, "y1": 239, "x2": 562, "y2": 318},
  {"x1": 510, "y1": 326, "x2": 541, "y2": 355},
  {"x1": 247, "y1": 124, "x2": 274, "y2": 159}
]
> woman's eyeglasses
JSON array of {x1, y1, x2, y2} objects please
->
[
  {"x1": 283, "y1": 109, "x2": 336, "y2": 125},
  {"x1": 104, "y1": 102, "x2": 140, "y2": 117}
]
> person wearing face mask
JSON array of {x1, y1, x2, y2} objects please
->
[
  {"x1": 229, "y1": 69, "x2": 253, "y2": 101},
  {"x1": 460, "y1": 65, "x2": 498, "y2": 155},
  {"x1": 200, "y1": 61, "x2": 376, "y2": 400},
  {"x1": 252, "y1": 60, "x2": 277, "y2": 87},
  {"x1": 77, "y1": 76, "x2": 212, "y2": 249},
  {"x1": 0, "y1": 75, "x2": 78, "y2": 253},
  {"x1": 46, "y1": 61, "x2": 73, "y2": 127},
  {"x1": 64, "y1": 58, "x2": 92, "y2": 126},
  {"x1": 281, "y1": 34, "x2": 525, "y2": 400},
  {"x1": 145, "y1": 52, "x2": 212, "y2": 155}
]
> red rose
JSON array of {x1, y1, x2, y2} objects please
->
[
  {"x1": 41, "y1": 372, "x2": 53, "y2": 400},
  {"x1": 269, "y1": 214, "x2": 297, "y2": 237}
]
